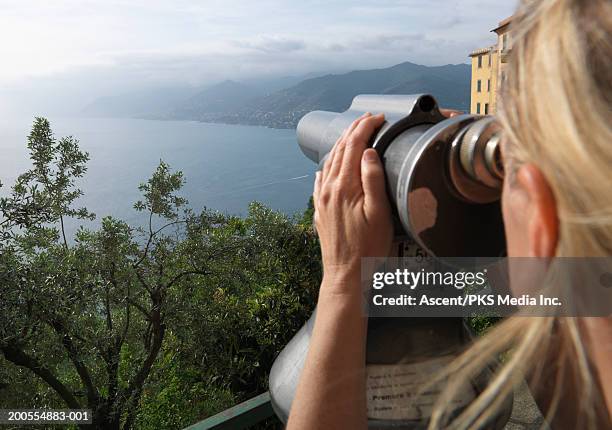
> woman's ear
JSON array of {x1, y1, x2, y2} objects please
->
[{"x1": 515, "y1": 164, "x2": 559, "y2": 257}]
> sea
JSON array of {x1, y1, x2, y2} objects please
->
[{"x1": 0, "y1": 117, "x2": 316, "y2": 236}]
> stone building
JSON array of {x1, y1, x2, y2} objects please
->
[{"x1": 469, "y1": 16, "x2": 513, "y2": 115}]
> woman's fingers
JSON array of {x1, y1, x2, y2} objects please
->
[
  {"x1": 341, "y1": 112, "x2": 369, "y2": 141},
  {"x1": 321, "y1": 114, "x2": 364, "y2": 183},
  {"x1": 440, "y1": 108, "x2": 463, "y2": 118},
  {"x1": 313, "y1": 171, "x2": 321, "y2": 203},
  {"x1": 321, "y1": 112, "x2": 384, "y2": 191},
  {"x1": 321, "y1": 147, "x2": 335, "y2": 183},
  {"x1": 313, "y1": 171, "x2": 322, "y2": 226},
  {"x1": 340, "y1": 113, "x2": 385, "y2": 178},
  {"x1": 322, "y1": 119, "x2": 356, "y2": 182},
  {"x1": 328, "y1": 113, "x2": 372, "y2": 180},
  {"x1": 361, "y1": 148, "x2": 387, "y2": 218}
]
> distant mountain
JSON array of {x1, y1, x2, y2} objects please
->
[
  {"x1": 81, "y1": 73, "x2": 328, "y2": 120},
  {"x1": 82, "y1": 61, "x2": 471, "y2": 128},
  {"x1": 243, "y1": 71, "x2": 334, "y2": 95},
  {"x1": 81, "y1": 86, "x2": 196, "y2": 118},
  {"x1": 166, "y1": 80, "x2": 262, "y2": 121},
  {"x1": 234, "y1": 62, "x2": 471, "y2": 128}
]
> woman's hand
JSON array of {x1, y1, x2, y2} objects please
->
[{"x1": 313, "y1": 112, "x2": 393, "y2": 288}]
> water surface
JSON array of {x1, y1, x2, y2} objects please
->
[{"x1": 0, "y1": 117, "x2": 316, "y2": 234}]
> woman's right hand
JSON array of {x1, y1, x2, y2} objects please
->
[
  {"x1": 313, "y1": 108, "x2": 462, "y2": 291},
  {"x1": 313, "y1": 113, "x2": 393, "y2": 290}
]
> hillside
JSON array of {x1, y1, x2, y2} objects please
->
[
  {"x1": 233, "y1": 62, "x2": 470, "y2": 128},
  {"x1": 83, "y1": 61, "x2": 471, "y2": 128},
  {"x1": 167, "y1": 80, "x2": 262, "y2": 121}
]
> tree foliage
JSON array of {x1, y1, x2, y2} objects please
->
[{"x1": 0, "y1": 119, "x2": 320, "y2": 429}]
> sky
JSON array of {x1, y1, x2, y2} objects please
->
[{"x1": 0, "y1": 0, "x2": 517, "y2": 116}]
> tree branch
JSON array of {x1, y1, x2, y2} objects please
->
[
  {"x1": 126, "y1": 298, "x2": 150, "y2": 319},
  {"x1": 165, "y1": 270, "x2": 210, "y2": 290},
  {"x1": 134, "y1": 269, "x2": 153, "y2": 295},
  {"x1": 49, "y1": 319, "x2": 99, "y2": 408},
  {"x1": 106, "y1": 264, "x2": 120, "y2": 332},
  {"x1": 119, "y1": 290, "x2": 131, "y2": 347},
  {"x1": 0, "y1": 342, "x2": 81, "y2": 409},
  {"x1": 121, "y1": 311, "x2": 165, "y2": 430},
  {"x1": 133, "y1": 218, "x2": 186, "y2": 269},
  {"x1": 102, "y1": 343, "x2": 121, "y2": 427},
  {"x1": 59, "y1": 215, "x2": 68, "y2": 249}
]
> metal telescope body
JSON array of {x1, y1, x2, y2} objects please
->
[
  {"x1": 269, "y1": 94, "x2": 511, "y2": 429},
  {"x1": 297, "y1": 93, "x2": 505, "y2": 257}
]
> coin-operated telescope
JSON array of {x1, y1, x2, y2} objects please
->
[
  {"x1": 269, "y1": 95, "x2": 512, "y2": 429},
  {"x1": 297, "y1": 93, "x2": 505, "y2": 256}
]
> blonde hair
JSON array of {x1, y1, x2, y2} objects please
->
[{"x1": 430, "y1": 0, "x2": 612, "y2": 428}]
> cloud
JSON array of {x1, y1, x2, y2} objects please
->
[
  {"x1": 0, "y1": 0, "x2": 518, "y2": 115},
  {"x1": 353, "y1": 33, "x2": 426, "y2": 50},
  {"x1": 233, "y1": 36, "x2": 307, "y2": 54}
]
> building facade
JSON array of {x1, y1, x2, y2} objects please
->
[{"x1": 469, "y1": 16, "x2": 512, "y2": 115}]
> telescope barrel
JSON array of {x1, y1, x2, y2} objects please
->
[
  {"x1": 296, "y1": 111, "x2": 357, "y2": 164},
  {"x1": 297, "y1": 94, "x2": 441, "y2": 165}
]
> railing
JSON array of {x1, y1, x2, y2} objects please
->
[{"x1": 184, "y1": 391, "x2": 275, "y2": 430}]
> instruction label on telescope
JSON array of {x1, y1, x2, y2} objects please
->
[{"x1": 366, "y1": 355, "x2": 475, "y2": 420}]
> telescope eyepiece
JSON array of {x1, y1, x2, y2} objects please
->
[{"x1": 448, "y1": 116, "x2": 504, "y2": 204}]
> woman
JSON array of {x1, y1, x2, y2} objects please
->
[{"x1": 287, "y1": 0, "x2": 611, "y2": 428}]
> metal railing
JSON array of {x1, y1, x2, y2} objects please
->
[{"x1": 183, "y1": 391, "x2": 275, "y2": 430}]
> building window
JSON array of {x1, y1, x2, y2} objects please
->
[
  {"x1": 478, "y1": 55, "x2": 482, "y2": 68},
  {"x1": 477, "y1": 103, "x2": 481, "y2": 114},
  {"x1": 503, "y1": 34, "x2": 508, "y2": 51},
  {"x1": 487, "y1": 79, "x2": 491, "y2": 92},
  {"x1": 484, "y1": 104, "x2": 489, "y2": 115},
  {"x1": 477, "y1": 80, "x2": 482, "y2": 92}
]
